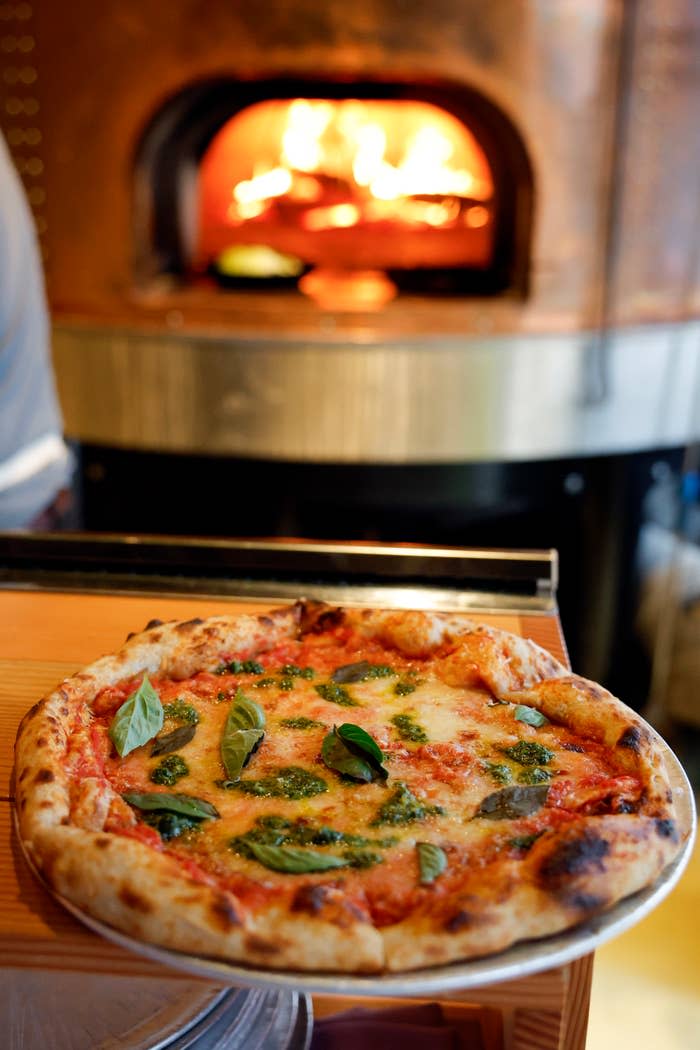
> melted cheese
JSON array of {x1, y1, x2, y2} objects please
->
[{"x1": 91, "y1": 634, "x2": 643, "y2": 921}]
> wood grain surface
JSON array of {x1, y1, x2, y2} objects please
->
[{"x1": 0, "y1": 587, "x2": 585, "y2": 1049}]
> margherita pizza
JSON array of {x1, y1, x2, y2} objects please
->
[{"x1": 14, "y1": 601, "x2": 687, "y2": 973}]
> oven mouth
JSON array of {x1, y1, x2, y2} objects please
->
[{"x1": 134, "y1": 76, "x2": 534, "y2": 307}]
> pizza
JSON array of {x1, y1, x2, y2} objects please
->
[{"x1": 14, "y1": 600, "x2": 686, "y2": 974}]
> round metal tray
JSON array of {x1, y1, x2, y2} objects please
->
[
  {"x1": 21, "y1": 733, "x2": 694, "y2": 1000},
  {"x1": 1, "y1": 971, "x2": 313, "y2": 1049}
]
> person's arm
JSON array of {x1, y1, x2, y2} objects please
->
[{"x1": 0, "y1": 131, "x2": 73, "y2": 528}]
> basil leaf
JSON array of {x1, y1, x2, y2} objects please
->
[
  {"x1": 322, "y1": 729, "x2": 375, "y2": 782},
  {"x1": 222, "y1": 728, "x2": 265, "y2": 781},
  {"x1": 417, "y1": 842, "x2": 447, "y2": 884},
  {"x1": 141, "y1": 811, "x2": 200, "y2": 841},
  {"x1": 247, "y1": 842, "x2": 348, "y2": 873},
  {"x1": 514, "y1": 704, "x2": 549, "y2": 728},
  {"x1": 322, "y1": 724, "x2": 388, "y2": 782},
  {"x1": 221, "y1": 692, "x2": 266, "y2": 781},
  {"x1": 331, "y1": 661, "x2": 375, "y2": 683},
  {"x1": 226, "y1": 692, "x2": 266, "y2": 731},
  {"x1": 508, "y1": 831, "x2": 546, "y2": 851},
  {"x1": 473, "y1": 784, "x2": 550, "y2": 820},
  {"x1": 337, "y1": 723, "x2": 386, "y2": 768},
  {"x1": 122, "y1": 791, "x2": 220, "y2": 820},
  {"x1": 151, "y1": 723, "x2": 196, "y2": 756},
  {"x1": 109, "y1": 676, "x2": 163, "y2": 757}
]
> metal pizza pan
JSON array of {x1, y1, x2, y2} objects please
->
[{"x1": 17, "y1": 730, "x2": 695, "y2": 999}]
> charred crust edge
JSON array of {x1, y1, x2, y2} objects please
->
[
  {"x1": 444, "y1": 910, "x2": 472, "y2": 933},
  {"x1": 291, "y1": 884, "x2": 332, "y2": 915},
  {"x1": 176, "y1": 618, "x2": 205, "y2": 632},
  {"x1": 208, "y1": 892, "x2": 242, "y2": 931},
  {"x1": 617, "y1": 725, "x2": 645, "y2": 752},
  {"x1": 118, "y1": 887, "x2": 153, "y2": 913},
  {"x1": 298, "y1": 600, "x2": 345, "y2": 636},
  {"x1": 655, "y1": 818, "x2": 679, "y2": 842},
  {"x1": 538, "y1": 829, "x2": 610, "y2": 886}
]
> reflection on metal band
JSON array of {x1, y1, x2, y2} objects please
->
[{"x1": 53, "y1": 321, "x2": 700, "y2": 463}]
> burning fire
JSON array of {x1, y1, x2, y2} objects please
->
[
  {"x1": 220, "y1": 99, "x2": 492, "y2": 233},
  {"x1": 196, "y1": 97, "x2": 496, "y2": 301}
]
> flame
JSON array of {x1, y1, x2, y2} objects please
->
[
  {"x1": 282, "y1": 100, "x2": 334, "y2": 171},
  {"x1": 303, "y1": 203, "x2": 361, "y2": 232},
  {"x1": 215, "y1": 99, "x2": 492, "y2": 230},
  {"x1": 196, "y1": 97, "x2": 495, "y2": 283},
  {"x1": 233, "y1": 166, "x2": 292, "y2": 205}
]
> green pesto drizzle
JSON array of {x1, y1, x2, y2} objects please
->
[
  {"x1": 314, "y1": 683, "x2": 360, "y2": 707},
  {"x1": 162, "y1": 700, "x2": 199, "y2": 725},
  {"x1": 226, "y1": 765, "x2": 328, "y2": 799},
  {"x1": 390, "y1": 713, "x2": 428, "y2": 744},
  {"x1": 150, "y1": 754, "x2": 189, "y2": 786},
  {"x1": 279, "y1": 716, "x2": 326, "y2": 730},
  {"x1": 370, "y1": 781, "x2": 444, "y2": 826}
]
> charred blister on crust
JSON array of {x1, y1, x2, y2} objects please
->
[
  {"x1": 94, "y1": 837, "x2": 112, "y2": 849},
  {"x1": 538, "y1": 830, "x2": 610, "y2": 886},
  {"x1": 291, "y1": 884, "x2": 332, "y2": 915},
  {"x1": 208, "y1": 893, "x2": 242, "y2": 931},
  {"x1": 655, "y1": 818, "x2": 678, "y2": 842},
  {"x1": 617, "y1": 725, "x2": 649, "y2": 752},
  {"x1": 118, "y1": 887, "x2": 153, "y2": 914},
  {"x1": 33, "y1": 768, "x2": 55, "y2": 784},
  {"x1": 566, "y1": 892, "x2": 606, "y2": 913},
  {"x1": 291, "y1": 884, "x2": 367, "y2": 926},
  {"x1": 19, "y1": 700, "x2": 43, "y2": 727},
  {"x1": 176, "y1": 618, "x2": 205, "y2": 632},
  {"x1": 36, "y1": 737, "x2": 48, "y2": 748},
  {"x1": 299, "y1": 600, "x2": 344, "y2": 635},
  {"x1": 145, "y1": 619, "x2": 165, "y2": 631},
  {"x1": 444, "y1": 910, "x2": 474, "y2": 933}
]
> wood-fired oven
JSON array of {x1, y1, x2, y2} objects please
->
[{"x1": 2, "y1": 0, "x2": 700, "y2": 692}]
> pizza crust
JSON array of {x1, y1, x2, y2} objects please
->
[
  {"x1": 14, "y1": 601, "x2": 687, "y2": 975},
  {"x1": 382, "y1": 812, "x2": 680, "y2": 971}
]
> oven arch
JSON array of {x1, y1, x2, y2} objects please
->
[{"x1": 133, "y1": 76, "x2": 534, "y2": 299}]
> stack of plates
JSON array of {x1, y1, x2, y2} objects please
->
[{"x1": 2, "y1": 971, "x2": 312, "y2": 1049}]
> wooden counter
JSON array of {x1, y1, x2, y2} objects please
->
[{"x1": 0, "y1": 587, "x2": 589, "y2": 1049}]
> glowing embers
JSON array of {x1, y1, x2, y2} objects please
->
[{"x1": 196, "y1": 97, "x2": 496, "y2": 305}]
